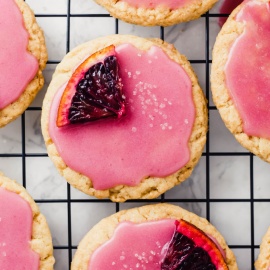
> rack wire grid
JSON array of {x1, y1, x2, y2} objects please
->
[{"x1": 0, "y1": 0, "x2": 269, "y2": 269}]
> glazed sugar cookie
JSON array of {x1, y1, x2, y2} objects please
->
[
  {"x1": 211, "y1": 0, "x2": 270, "y2": 161},
  {"x1": 41, "y1": 35, "x2": 207, "y2": 202},
  {"x1": 0, "y1": 172, "x2": 54, "y2": 269},
  {"x1": 255, "y1": 227, "x2": 270, "y2": 270},
  {"x1": 94, "y1": 0, "x2": 218, "y2": 26},
  {"x1": 0, "y1": 0, "x2": 47, "y2": 128},
  {"x1": 71, "y1": 203, "x2": 238, "y2": 269}
]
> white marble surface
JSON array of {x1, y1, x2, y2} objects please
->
[{"x1": 0, "y1": 0, "x2": 269, "y2": 269}]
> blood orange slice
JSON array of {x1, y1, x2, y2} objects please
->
[
  {"x1": 161, "y1": 220, "x2": 228, "y2": 270},
  {"x1": 57, "y1": 45, "x2": 125, "y2": 127}
]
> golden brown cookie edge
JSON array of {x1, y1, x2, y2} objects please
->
[{"x1": 255, "y1": 226, "x2": 270, "y2": 270}]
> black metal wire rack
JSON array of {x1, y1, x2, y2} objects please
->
[{"x1": 0, "y1": 0, "x2": 269, "y2": 269}]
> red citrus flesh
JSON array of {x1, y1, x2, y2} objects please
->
[
  {"x1": 161, "y1": 220, "x2": 228, "y2": 270},
  {"x1": 56, "y1": 45, "x2": 125, "y2": 127}
]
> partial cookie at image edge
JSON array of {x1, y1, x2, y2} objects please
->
[
  {"x1": 71, "y1": 203, "x2": 238, "y2": 270},
  {"x1": 255, "y1": 226, "x2": 270, "y2": 270},
  {"x1": 0, "y1": 172, "x2": 55, "y2": 270},
  {"x1": 0, "y1": 0, "x2": 47, "y2": 128},
  {"x1": 93, "y1": 0, "x2": 218, "y2": 26},
  {"x1": 211, "y1": 0, "x2": 270, "y2": 162}
]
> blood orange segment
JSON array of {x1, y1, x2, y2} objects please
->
[
  {"x1": 56, "y1": 45, "x2": 125, "y2": 127},
  {"x1": 161, "y1": 220, "x2": 228, "y2": 270}
]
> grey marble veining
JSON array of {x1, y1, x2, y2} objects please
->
[
  {"x1": 0, "y1": 1, "x2": 269, "y2": 270},
  {"x1": 165, "y1": 157, "x2": 207, "y2": 199}
]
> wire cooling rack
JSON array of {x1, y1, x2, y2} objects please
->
[{"x1": 1, "y1": 0, "x2": 269, "y2": 269}]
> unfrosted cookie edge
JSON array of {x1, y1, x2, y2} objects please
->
[
  {"x1": 210, "y1": 0, "x2": 270, "y2": 162},
  {"x1": 255, "y1": 226, "x2": 270, "y2": 270}
]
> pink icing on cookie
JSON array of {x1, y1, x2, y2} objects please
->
[
  {"x1": 120, "y1": 0, "x2": 197, "y2": 9},
  {"x1": 225, "y1": 1, "x2": 270, "y2": 139},
  {"x1": 88, "y1": 220, "x2": 176, "y2": 269},
  {"x1": 0, "y1": 187, "x2": 39, "y2": 269},
  {"x1": 49, "y1": 44, "x2": 195, "y2": 190},
  {"x1": 0, "y1": 0, "x2": 38, "y2": 110}
]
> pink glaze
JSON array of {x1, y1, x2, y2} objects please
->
[
  {"x1": 49, "y1": 44, "x2": 195, "y2": 190},
  {"x1": 88, "y1": 220, "x2": 176, "y2": 270},
  {"x1": 207, "y1": 234, "x2": 226, "y2": 260},
  {"x1": 0, "y1": 0, "x2": 38, "y2": 110},
  {"x1": 88, "y1": 220, "x2": 227, "y2": 269},
  {"x1": 0, "y1": 187, "x2": 39, "y2": 269},
  {"x1": 120, "y1": 0, "x2": 198, "y2": 9},
  {"x1": 225, "y1": 1, "x2": 270, "y2": 139},
  {"x1": 219, "y1": 0, "x2": 243, "y2": 26}
]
